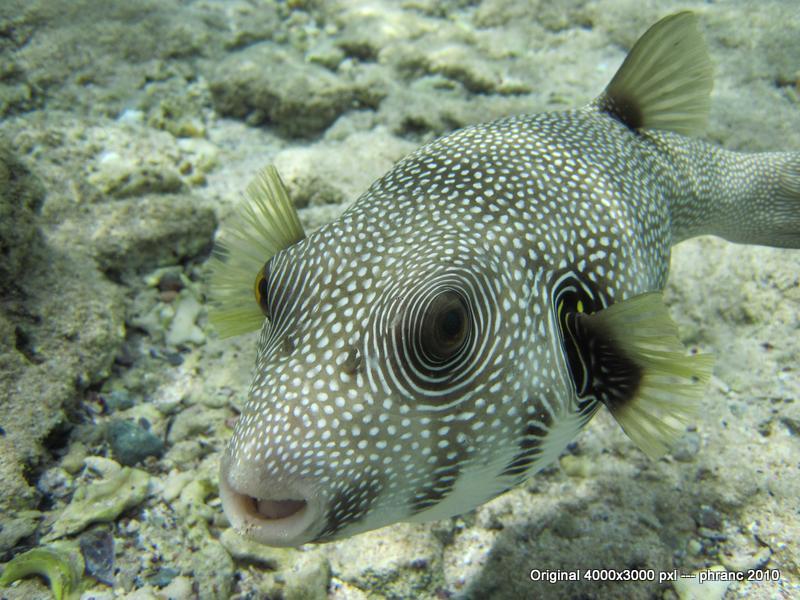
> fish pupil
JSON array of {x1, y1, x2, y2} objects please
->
[
  {"x1": 439, "y1": 309, "x2": 462, "y2": 339},
  {"x1": 422, "y1": 291, "x2": 468, "y2": 363}
]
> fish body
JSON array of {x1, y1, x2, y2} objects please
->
[{"x1": 211, "y1": 13, "x2": 800, "y2": 546}]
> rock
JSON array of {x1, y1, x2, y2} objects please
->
[
  {"x1": 144, "y1": 567, "x2": 180, "y2": 588},
  {"x1": 781, "y1": 416, "x2": 800, "y2": 436},
  {"x1": 36, "y1": 467, "x2": 73, "y2": 500},
  {"x1": 165, "y1": 292, "x2": 205, "y2": 347},
  {"x1": 90, "y1": 193, "x2": 217, "y2": 277},
  {"x1": 720, "y1": 545, "x2": 771, "y2": 572},
  {"x1": 47, "y1": 467, "x2": 150, "y2": 540},
  {"x1": 83, "y1": 119, "x2": 219, "y2": 197},
  {"x1": 60, "y1": 441, "x2": 89, "y2": 475},
  {"x1": 326, "y1": 524, "x2": 444, "y2": 598},
  {"x1": 0, "y1": 510, "x2": 41, "y2": 554},
  {"x1": 694, "y1": 505, "x2": 723, "y2": 531},
  {"x1": 158, "y1": 575, "x2": 193, "y2": 599},
  {"x1": 673, "y1": 565, "x2": 731, "y2": 600},
  {"x1": 335, "y1": 3, "x2": 434, "y2": 62},
  {"x1": 273, "y1": 128, "x2": 416, "y2": 210},
  {"x1": 307, "y1": 38, "x2": 346, "y2": 70},
  {"x1": 0, "y1": 540, "x2": 86, "y2": 600},
  {"x1": 373, "y1": 73, "x2": 533, "y2": 138},
  {"x1": 106, "y1": 420, "x2": 165, "y2": 467},
  {"x1": 425, "y1": 44, "x2": 502, "y2": 93},
  {"x1": 671, "y1": 431, "x2": 701, "y2": 462},
  {"x1": 190, "y1": 537, "x2": 234, "y2": 600},
  {"x1": 559, "y1": 454, "x2": 594, "y2": 478},
  {"x1": 103, "y1": 389, "x2": 135, "y2": 413},
  {"x1": 141, "y1": 78, "x2": 212, "y2": 139},
  {"x1": 174, "y1": 478, "x2": 216, "y2": 525},
  {"x1": 219, "y1": 528, "x2": 330, "y2": 599},
  {"x1": 88, "y1": 149, "x2": 184, "y2": 199},
  {"x1": 167, "y1": 405, "x2": 226, "y2": 444},
  {"x1": 0, "y1": 144, "x2": 125, "y2": 518},
  {"x1": 79, "y1": 528, "x2": 115, "y2": 586},
  {"x1": 283, "y1": 551, "x2": 331, "y2": 600},
  {"x1": 474, "y1": 0, "x2": 535, "y2": 27},
  {"x1": 0, "y1": 140, "x2": 45, "y2": 286},
  {"x1": 550, "y1": 513, "x2": 582, "y2": 539},
  {"x1": 219, "y1": 527, "x2": 297, "y2": 569},
  {"x1": 161, "y1": 470, "x2": 194, "y2": 503},
  {"x1": 207, "y1": 42, "x2": 383, "y2": 137},
  {"x1": 83, "y1": 456, "x2": 123, "y2": 478}
]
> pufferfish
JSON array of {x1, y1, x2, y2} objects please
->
[{"x1": 209, "y1": 12, "x2": 799, "y2": 547}]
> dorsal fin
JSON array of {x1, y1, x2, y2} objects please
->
[{"x1": 596, "y1": 11, "x2": 713, "y2": 136}]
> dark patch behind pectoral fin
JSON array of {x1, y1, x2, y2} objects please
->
[{"x1": 567, "y1": 292, "x2": 714, "y2": 458}]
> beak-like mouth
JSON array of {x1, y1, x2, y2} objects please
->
[{"x1": 219, "y1": 462, "x2": 321, "y2": 547}]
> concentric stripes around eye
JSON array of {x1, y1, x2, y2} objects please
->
[{"x1": 365, "y1": 266, "x2": 502, "y2": 410}]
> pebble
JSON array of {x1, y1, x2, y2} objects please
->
[
  {"x1": 720, "y1": 545, "x2": 771, "y2": 572},
  {"x1": 161, "y1": 470, "x2": 194, "y2": 502},
  {"x1": 36, "y1": 467, "x2": 73, "y2": 499},
  {"x1": 83, "y1": 456, "x2": 122, "y2": 478},
  {"x1": 106, "y1": 419, "x2": 165, "y2": 466},
  {"x1": 145, "y1": 566, "x2": 180, "y2": 588},
  {"x1": 159, "y1": 575, "x2": 193, "y2": 599},
  {"x1": 687, "y1": 538, "x2": 703, "y2": 556},
  {"x1": 104, "y1": 389, "x2": 135, "y2": 413},
  {"x1": 694, "y1": 505, "x2": 723, "y2": 531},
  {"x1": 673, "y1": 565, "x2": 730, "y2": 600},
  {"x1": 781, "y1": 416, "x2": 800, "y2": 436},
  {"x1": 156, "y1": 270, "x2": 185, "y2": 293},
  {"x1": 79, "y1": 528, "x2": 115, "y2": 586},
  {"x1": 671, "y1": 431, "x2": 701, "y2": 462},
  {"x1": 559, "y1": 454, "x2": 593, "y2": 478},
  {"x1": 165, "y1": 293, "x2": 205, "y2": 347}
]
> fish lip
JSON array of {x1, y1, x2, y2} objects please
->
[{"x1": 219, "y1": 461, "x2": 323, "y2": 547}]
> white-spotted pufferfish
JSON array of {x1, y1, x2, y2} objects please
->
[{"x1": 209, "y1": 12, "x2": 800, "y2": 546}]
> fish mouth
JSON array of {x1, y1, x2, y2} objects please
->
[{"x1": 219, "y1": 462, "x2": 321, "y2": 547}]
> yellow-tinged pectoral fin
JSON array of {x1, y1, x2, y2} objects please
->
[
  {"x1": 208, "y1": 166, "x2": 305, "y2": 338},
  {"x1": 566, "y1": 292, "x2": 714, "y2": 458}
]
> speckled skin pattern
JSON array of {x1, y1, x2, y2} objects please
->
[{"x1": 221, "y1": 104, "x2": 787, "y2": 543}]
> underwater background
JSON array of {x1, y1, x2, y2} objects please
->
[{"x1": 0, "y1": 0, "x2": 798, "y2": 598}]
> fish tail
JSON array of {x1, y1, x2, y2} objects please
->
[{"x1": 669, "y1": 144, "x2": 800, "y2": 248}]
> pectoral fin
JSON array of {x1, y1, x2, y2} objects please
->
[{"x1": 562, "y1": 292, "x2": 714, "y2": 458}]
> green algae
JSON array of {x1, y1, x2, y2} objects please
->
[
  {"x1": 0, "y1": 541, "x2": 87, "y2": 600},
  {"x1": 46, "y1": 467, "x2": 150, "y2": 541}
]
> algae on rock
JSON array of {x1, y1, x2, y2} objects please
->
[{"x1": 46, "y1": 467, "x2": 150, "y2": 541}]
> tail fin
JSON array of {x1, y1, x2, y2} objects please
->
[{"x1": 670, "y1": 146, "x2": 800, "y2": 248}]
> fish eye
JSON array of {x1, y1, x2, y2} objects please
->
[
  {"x1": 254, "y1": 261, "x2": 271, "y2": 319},
  {"x1": 419, "y1": 291, "x2": 469, "y2": 363}
]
